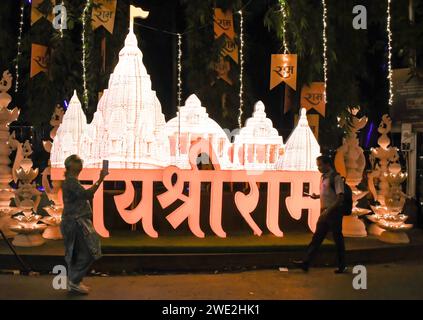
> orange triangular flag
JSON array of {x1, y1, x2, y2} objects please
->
[{"x1": 270, "y1": 54, "x2": 297, "y2": 90}]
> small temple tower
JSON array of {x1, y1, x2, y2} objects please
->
[
  {"x1": 276, "y1": 108, "x2": 320, "y2": 171},
  {"x1": 86, "y1": 28, "x2": 170, "y2": 168},
  {"x1": 51, "y1": 6, "x2": 170, "y2": 169},
  {"x1": 233, "y1": 101, "x2": 284, "y2": 170},
  {"x1": 164, "y1": 94, "x2": 232, "y2": 169},
  {"x1": 51, "y1": 91, "x2": 88, "y2": 168}
]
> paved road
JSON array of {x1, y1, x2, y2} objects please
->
[{"x1": 1, "y1": 260, "x2": 423, "y2": 300}]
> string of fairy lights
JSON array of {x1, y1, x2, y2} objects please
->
[
  {"x1": 15, "y1": 1, "x2": 25, "y2": 93},
  {"x1": 60, "y1": 1, "x2": 65, "y2": 39},
  {"x1": 321, "y1": 0, "x2": 328, "y2": 104},
  {"x1": 14, "y1": 1, "x2": 396, "y2": 114},
  {"x1": 387, "y1": 0, "x2": 394, "y2": 106},
  {"x1": 279, "y1": 0, "x2": 289, "y2": 54},
  {"x1": 177, "y1": 33, "x2": 182, "y2": 108},
  {"x1": 81, "y1": 0, "x2": 91, "y2": 109},
  {"x1": 238, "y1": 10, "x2": 244, "y2": 128}
]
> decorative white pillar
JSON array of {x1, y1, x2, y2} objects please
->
[
  {"x1": 367, "y1": 114, "x2": 412, "y2": 243},
  {"x1": 0, "y1": 70, "x2": 20, "y2": 238},
  {"x1": 335, "y1": 106, "x2": 369, "y2": 237},
  {"x1": 42, "y1": 105, "x2": 64, "y2": 240},
  {"x1": 11, "y1": 141, "x2": 47, "y2": 247}
]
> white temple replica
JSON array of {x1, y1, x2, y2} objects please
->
[
  {"x1": 275, "y1": 108, "x2": 321, "y2": 171},
  {"x1": 50, "y1": 91, "x2": 88, "y2": 168},
  {"x1": 165, "y1": 94, "x2": 232, "y2": 169},
  {"x1": 50, "y1": 25, "x2": 319, "y2": 172},
  {"x1": 233, "y1": 101, "x2": 284, "y2": 170},
  {"x1": 51, "y1": 29, "x2": 170, "y2": 169}
]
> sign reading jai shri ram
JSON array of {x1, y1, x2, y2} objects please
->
[{"x1": 51, "y1": 139, "x2": 321, "y2": 239}]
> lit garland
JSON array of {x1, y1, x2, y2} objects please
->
[
  {"x1": 238, "y1": 10, "x2": 244, "y2": 128},
  {"x1": 15, "y1": 1, "x2": 25, "y2": 93},
  {"x1": 279, "y1": 0, "x2": 289, "y2": 53},
  {"x1": 177, "y1": 33, "x2": 182, "y2": 107},
  {"x1": 81, "y1": 0, "x2": 92, "y2": 108},
  {"x1": 176, "y1": 33, "x2": 183, "y2": 157},
  {"x1": 387, "y1": 0, "x2": 393, "y2": 106},
  {"x1": 60, "y1": 1, "x2": 65, "y2": 38},
  {"x1": 322, "y1": 0, "x2": 328, "y2": 103}
]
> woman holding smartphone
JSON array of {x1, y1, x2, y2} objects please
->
[{"x1": 61, "y1": 154, "x2": 109, "y2": 294}]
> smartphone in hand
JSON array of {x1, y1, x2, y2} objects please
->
[{"x1": 102, "y1": 159, "x2": 109, "y2": 174}]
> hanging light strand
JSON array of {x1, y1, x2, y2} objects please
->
[
  {"x1": 238, "y1": 9, "x2": 244, "y2": 128},
  {"x1": 280, "y1": 0, "x2": 289, "y2": 54},
  {"x1": 60, "y1": 1, "x2": 65, "y2": 38},
  {"x1": 81, "y1": 0, "x2": 91, "y2": 108},
  {"x1": 322, "y1": 0, "x2": 328, "y2": 104},
  {"x1": 387, "y1": 0, "x2": 394, "y2": 106},
  {"x1": 177, "y1": 33, "x2": 182, "y2": 107},
  {"x1": 15, "y1": 1, "x2": 25, "y2": 93}
]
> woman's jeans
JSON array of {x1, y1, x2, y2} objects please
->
[{"x1": 65, "y1": 226, "x2": 95, "y2": 285}]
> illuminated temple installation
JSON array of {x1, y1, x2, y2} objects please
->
[
  {"x1": 275, "y1": 108, "x2": 320, "y2": 171},
  {"x1": 51, "y1": 29, "x2": 170, "y2": 169},
  {"x1": 50, "y1": 28, "x2": 291, "y2": 172},
  {"x1": 233, "y1": 101, "x2": 284, "y2": 170},
  {"x1": 50, "y1": 91, "x2": 88, "y2": 168},
  {"x1": 164, "y1": 94, "x2": 232, "y2": 169},
  {"x1": 50, "y1": 18, "x2": 323, "y2": 238}
]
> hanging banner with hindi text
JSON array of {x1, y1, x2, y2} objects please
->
[
  {"x1": 214, "y1": 8, "x2": 235, "y2": 40},
  {"x1": 300, "y1": 82, "x2": 326, "y2": 117},
  {"x1": 92, "y1": 0, "x2": 117, "y2": 34},
  {"x1": 270, "y1": 54, "x2": 297, "y2": 91},
  {"x1": 30, "y1": 43, "x2": 49, "y2": 78},
  {"x1": 31, "y1": 0, "x2": 55, "y2": 25}
]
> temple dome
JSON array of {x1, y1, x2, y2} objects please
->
[
  {"x1": 164, "y1": 94, "x2": 232, "y2": 168},
  {"x1": 275, "y1": 108, "x2": 320, "y2": 171}
]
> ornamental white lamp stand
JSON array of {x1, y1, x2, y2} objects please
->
[
  {"x1": 367, "y1": 114, "x2": 412, "y2": 243},
  {"x1": 42, "y1": 105, "x2": 64, "y2": 240},
  {"x1": 335, "y1": 106, "x2": 369, "y2": 237},
  {"x1": 0, "y1": 70, "x2": 20, "y2": 238},
  {"x1": 10, "y1": 141, "x2": 46, "y2": 247}
]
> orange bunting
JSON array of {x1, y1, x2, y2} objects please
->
[
  {"x1": 30, "y1": 44, "x2": 49, "y2": 78},
  {"x1": 270, "y1": 54, "x2": 297, "y2": 91},
  {"x1": 300, "y1": 82, "x2": 326, "y2": 117},
  {"x1": 92, "y1": 0, "x2": 118, "y2": 34}
]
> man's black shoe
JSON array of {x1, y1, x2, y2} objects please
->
[
  {"x1": 334, "y1": 266, "x2": 348, "y2": 274},
  {"x1": 293, "y1": 260, "x2": 309, "y2": 272}
]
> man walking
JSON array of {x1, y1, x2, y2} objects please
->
[{"x1": 294, "y1": 155, "x2": 347, "y2": 274}]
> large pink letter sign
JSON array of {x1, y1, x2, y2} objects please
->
[{"x1": 51, "y1": 139, "x2": 321, "y2": 238}]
